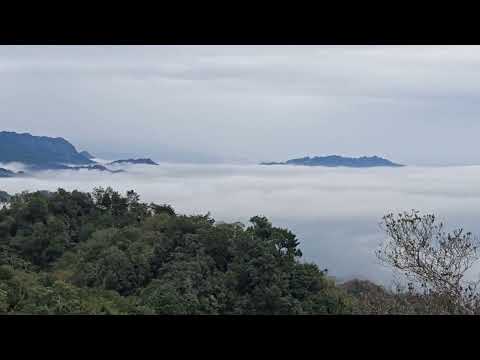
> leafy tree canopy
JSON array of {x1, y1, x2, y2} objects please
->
[{"x1": 0, "y1": 187, "x2": 354, "y2": 314}]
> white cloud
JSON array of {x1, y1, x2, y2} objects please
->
[
  {"x1": 2, "y1": 163, "x2": 480, "y2": 284},
  {"x1": 0, "y1": 162, "x2": 28, "y2": 172}
]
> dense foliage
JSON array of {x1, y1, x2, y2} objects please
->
[
  {"x1": 2, "y1": 188, "x2": 471, "y2": 315},
  {"x1": 0, "y1": 188, "x2": 360, "y2": 315}
]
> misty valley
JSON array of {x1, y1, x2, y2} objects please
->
[
  {"x1": 2, "y1": 134, "x2": 480, "y2": 313},
  {"x1": 2, "y1": 45, "x2": 480, "y2": 315}
]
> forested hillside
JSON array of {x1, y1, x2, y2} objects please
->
[
  {"x1": 0, "y1": 188, "x2": 477, "y2": 315},
  {"x1": 0, "y1": 188, "x2": 361, "y2": 314}
]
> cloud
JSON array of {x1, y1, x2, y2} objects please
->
[
  {"x1": 0, "y1": 162, "x2": 28, "y2": 172},
  {"x1": 2, "y1": 46, "x2": 480, "y2": 165},
  {"x1": 2, "y1": 163, "x2": 480, "y2": 284}
]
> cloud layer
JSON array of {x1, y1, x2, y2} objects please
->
[{"x1": 2, "y1": 163, "x2": 480, "y2": 284}]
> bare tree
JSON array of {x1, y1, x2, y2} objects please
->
[{"x1": 376, "y1": 210, "x2": 480, "y2": 314}]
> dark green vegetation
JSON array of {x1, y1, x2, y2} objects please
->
[
  {"x1": 0, "y1": 188, "x2": 359, "y2": 314},
  {"x1": 0, "y1": 191, "x2": 10, "y2": 203},
  {"x1": 261, "y1": 155, "x2": 403, "y2": 167},
  {"x1": 1, "y1": 188, "x2": 476, "y2": 314}
]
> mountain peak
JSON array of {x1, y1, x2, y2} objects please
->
[
  {"x1": 0, "y1": 131, "x2": 94, "y2": 167},
  {"x1": 261, "y1": 155, "x2": 403, "y2": 168}
]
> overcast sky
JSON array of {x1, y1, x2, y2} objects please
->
[{"x1": 1, "y1": 45, "x2": 480, "y2": 165}]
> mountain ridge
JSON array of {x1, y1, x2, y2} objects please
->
[
  {"x1": 0, "y1": 168, "x2": 16, "y2": 177},
  {"x1": 79, "y1": 150, "x2": 95, "y2": 160},
  {"x1": 0, "y1": 131, "x2": 94, "y2": 167},
  {"x1": 108, "y1": 158, "x2": 158, "y2": 166},
  {"x1": 261, "y1": 155, "x2": 403, "y2": 167}
]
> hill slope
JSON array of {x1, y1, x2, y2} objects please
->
[
  {"x1": 0, "y1": 168, "x2": 16, "y2": 177},
  {"x1": 0, "y1": 131, "x2": 93, "y2": 166},
  {"x1": 0, "y1": 188, "x2": 355, "y2": 315},
  {"x1": 79, "y1": 151, "x2": 95, "y2": 160}
]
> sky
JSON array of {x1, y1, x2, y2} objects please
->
[{"x1": 1, "y1": 45, "x2": 480, "y2": 165}]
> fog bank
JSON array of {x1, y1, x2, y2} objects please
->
[{"x1": 2, "y1": 163, "x2": 480, "y2": 284}]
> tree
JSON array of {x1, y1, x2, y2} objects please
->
[
  {"x1": 139, "y1": 279, "x2": 198, "y2": 314},
  {"x1": 0, "y1": 187, "x2": 357, "y2": 315},
  {"x1": 24, "y1": 195, "x2": 48, "y2": 224},
  {"x1": 149, "y1": 203, "x2": 176, "y2": 217},
  {"x1": 376, "y1": 210, "x2": 480, "y2": 314},
  {"x1": 0, "y1": 191, "x2": 10, "y2": 204}
]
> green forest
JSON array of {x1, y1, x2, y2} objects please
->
[{"x1": 0, "y1": 188, "x2": 478, "y2": 315}]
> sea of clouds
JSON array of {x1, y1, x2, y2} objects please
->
[{"x1": 2, "y1": 163, "x2": 480, "y2": 285}]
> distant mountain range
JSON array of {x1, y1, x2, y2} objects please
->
[
  {"x1": 27, "y1": 164, "x2": 125, "y2": 173},
  {"x1": 261, "y1": 155, "x2": 403, "y2": 168},
  {"x1": 64, "y1": 164, "x2": 124, "y2": 173},
  {"x1": 0, "y1": 131, "x2": 404, "y2": 174},
  {"x1": 0, "y1": 131, "x2": 157, "y2": 175},
  {"x1": 0, "y1": 131, "x2": 94, "y2": 166},
  {"x1": 108, "y1": 158, "x2": 158, "y2": 166},
  {"x1": 0, "y1": 168, "x2": 16, "y2": 177}
]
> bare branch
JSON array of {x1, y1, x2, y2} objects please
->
[{"x1": 376, "y1": 210, "x2": 480, "y2": 314}]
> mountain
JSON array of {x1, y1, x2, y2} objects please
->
[
  {"x1": 0, "y1": 168, "x2": 16, "y2": 177},
  {"x1": 67, "y1": 164, "x2": 125, "y2": 173},
  {"x1": 108, "y1": 158, "x2": 158, "y2": 166},
  {"x1": 0, "y1": 131, "x2": 94, "y2": 167},
  {"x1": 261, "y1": 155, "x2": 403, "y2": 167},
  {"x1": 79, "y1": 151, "x2": 95, "y2": 160},
  {"x1": 28, "y1": 164, "x2": 124, "y2": 173}
]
